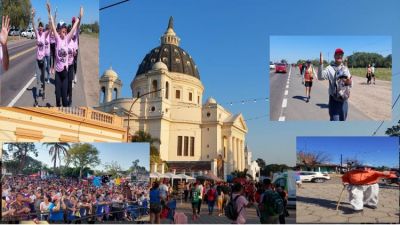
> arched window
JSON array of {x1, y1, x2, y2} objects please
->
[
  {"x1": 113, "y1": 88, "x2": 118, "y2": 100},
  {"x1": 165, "y1": 82, "x2": 169, "y2": 99},
  {"x1": 100, "y1": 86, "x2": 106, "y2": 103},
  {"x1": 152, "y1": 80, "x2": 158, "y2": 97}
]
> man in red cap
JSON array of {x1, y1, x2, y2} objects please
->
[{"x1": 317, "y1": 48, "x2": 352, "y2": 121}]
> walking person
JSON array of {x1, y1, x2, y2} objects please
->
[
  {"x1": 366, "y1": 64, "x2": 372, "y2": 85},
  {"x1": 207, "y1": 183, "x2": 217, "y2": 215},
  {"x1": 276, "y1": 185, "x2": 288, "y2": 224},
  {"x1": 31, "y1": 9, "x2": 50, "y2": 102},
  {"x1": 341, "y1": 165, "x2": 398, "y2": 212},
  {"x1": 46, "y1": 1, "x2": 81, "y2": 107},
  {"x1": 302, "y1": 60, "x2": 316, "y2": 102},
  {"x1": 317, "y1": 48, "x2": 352, "y2": 121},
  {"x1": 149, "y1": 182, "x2": 161, "y2": 224},
  {"x1": 258, "y1": 179, "x2": 284, "y2": 224},
  {"x1": 230, "y1": 183, "x2": 253, "y2": 224},
  {"x1": 44, "y1": 24, "x2": 51, "y2": 84},
  {"x1": 196, "y1": 181, "x2": 204, "y2": 215},
  {"x1": 183, "y1": 182, "x2": 189, "y2": 202},
  {"x1": 217, "y1": 184, "x2": 224, "y2": 216},
  {"x1": 371, "y1": 63, "x2": 376, "y2": 84},
  {"x1": 191, "y1": 182, "x2": 200, "y2": 221}
]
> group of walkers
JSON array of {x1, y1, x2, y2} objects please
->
[
  {"x1": 32, "y1": 1, "x2": 82, "y2": 107},
  {"x1": 1, "y1": 175, "x2": 149, "y2": 223},
  {"x1": 366, "y1": 64, "x2": 376, "y2": 85},
  {"x1": 149, "y1": 178, "x2": 290, "y2": 224}
]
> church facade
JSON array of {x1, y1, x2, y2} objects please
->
[{"x1": 96, "y1": 17, "x2": 249, "y2": 180}]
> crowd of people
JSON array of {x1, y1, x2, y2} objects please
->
[
  {"x1": 30, "y1": 1, "x2": 82, "y2": 107},
  {"x1": 149, "y1": 177, "x2": 291, "y2": 224},
  {"x1": 1, "y1": 175, "x2": 149, "y2": 223}
]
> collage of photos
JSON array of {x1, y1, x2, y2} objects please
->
[{"x1": 0, "y1": 0, "x2": 399, "y2": 224}]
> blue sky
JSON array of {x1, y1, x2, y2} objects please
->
[
  {"x1": 32, "y1": 0, "x2": 99, "y2": 25},
  {"x1": 34, "y1": 143, "x2": 150, "y2": 171},
  {"x1": 270, "y1": 36, "x2": 392, "y2": 63},
  {"x1": 100, "y1": 0, "x2": 400, "y2": 166},
  {"x1": 297, "y1": 137, "x2": 399, "y2": 168}
]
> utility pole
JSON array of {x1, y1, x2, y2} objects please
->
[{"x1": 340, "y1": 154, "x2": 343, "y2": 174}]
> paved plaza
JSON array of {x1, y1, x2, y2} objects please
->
[{"x1": 297, "y1": 175, "x2": 399, "y2": 223}]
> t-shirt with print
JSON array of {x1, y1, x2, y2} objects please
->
[
  {"x1": 232, "y1": 193, "x2": 248, "y2": 224},
  {"x1": 45, "y1": 34, "x2": 51, "y2": 57},
  {"x1": 36, "y1": 31, "x2": 47, "y2": 60},
  {"x1": 68, "y1": 40, "x2": 76, "y2": 66},
  {"x1": 55, "y1": 36, "x2": 69, "y2": 72}
]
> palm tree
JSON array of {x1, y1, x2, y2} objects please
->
[
  {"x1": 43, "y1": 143, "x2": 70, "y2": 170},
  {"x1": 231, "y1": 168, "x2": 253, "y2": 180}
]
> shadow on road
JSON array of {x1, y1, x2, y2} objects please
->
[
  {"x1": 316, "y1": 103, "x2": 329, "y2": 108},
  {"x1": 297, "y1": 196, "x2": 351, "y2": 211},
  {"x1": 293, "y1": 95, "x2": 308, "y2": 102}
]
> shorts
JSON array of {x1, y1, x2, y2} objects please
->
[
  {"x1": 150, "y1": 202, "x2": 161, "y2": 214},
  {"x1": 304, "y1": 81, "x2": 313, "y2": 87},
  {"x1": 192, "y1": 202, "x2": 199, "y2": 209}
]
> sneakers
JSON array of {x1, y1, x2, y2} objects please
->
[{"x1": 364, "y1": 205, "x2": 377, "y2": 209}]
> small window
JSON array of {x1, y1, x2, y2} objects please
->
[
  {"x1": 151, "y1": 58, "x2": 155, "y2": 63},
  {"x1": 176, "y1": 90, "x2": 181, "y2": 99},
  {"x1": 184, "y1": 136, "x2": 189, "y2": 156},
  {"x1": 197, "y1": 96, "x2": 200, "y2": 104},
  {"x1": 165, "y1": 82, "x2": 169, "y2": 99},
  {"x1": 207, "y1": 112, "x2": 211, "y2": 117},
  {"x1": 177, "y1": 136, "x2": 182, "y2": 156},
  {"x1": 151, "y1": 106, "x2": 155, "y2": 112},
  {"x1": 190, "y1": 137, "x2": 194, "y2": 156},
  {"x1": 137, "y1": 92, "x2": 140, "y2": 98},
  {"x1": 189, "y1": 92, "x2": 193, "y2": 101}
]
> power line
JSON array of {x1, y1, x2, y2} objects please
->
[
  {"x1": 100, "y1": 0, "x2": 130, "y2": 11},
  {"x1": 372, "y1": 92, "x2": 400, "y2": 136}
]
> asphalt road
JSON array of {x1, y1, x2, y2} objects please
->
[
  {"x1": 270, "y1": 66, "x2": 371, "y2": 121},
  {"x1": 0, "y1": 38, "x2": 89, "y2": 107}
]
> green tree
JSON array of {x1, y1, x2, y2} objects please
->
[
  {"x1": 231, "y1": 168, "x2": 253, "y2": 179},
  {"x1": 43, "y1": 143, "x2": 70, "y2": 171},
  {"x1": 1, "y1": 0, "x2": 31, "y2": 29},
  {"x1": 66, "y1": 143, "x2": 101, "y2": 179},
  {"x1": 131, "y1": 130, "x2": 163, "y2": 166},
  {"x1": 104, "y1": 161, "x2": 122, "y2": 178},
  {"x1": 6, "y1": 143, "x2": 38, "y2": 174},
  {"x1": 385, "y1": 120, "x2": 400, "y2": 136}
]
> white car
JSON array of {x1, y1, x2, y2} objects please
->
[
  {"x1": 22, "y1": 29, "x2": 36, "y2": 39},
  {"x1": 270, "y1": 63, "x2": 276, "y2": 69},
  {"x1": 299, "y1": 171, "x2": 331, "y2": 183}
]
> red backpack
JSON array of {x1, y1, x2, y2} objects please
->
[{"x1": 207, "y1": 188, "x2": 216, "y2": 201}]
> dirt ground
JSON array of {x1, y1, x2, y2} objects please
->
[
  {"x1": 79, "y1": 34, "x2": 99, "y2": 107},
  {"x1": 297, "y1": 175, "x2": 399, "y2": 223}
]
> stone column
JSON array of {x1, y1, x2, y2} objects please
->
[
  {"x1": 236, "y1": 138, "x2": 240, "y2": 171},
  {"x1": 241, "y1": 140, "x2": 245, "y2": 170},
  {"x1": 232, "y1": 137, "x2": 237, "y2": 171},
  {"x1": 152, "y1": 163, "x2": 158, "y2": 173},
  {"x1": 161, "y1": 163, "x2": 165, "y2": 174}
]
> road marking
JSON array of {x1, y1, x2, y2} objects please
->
[
  {"x1": 286, "y1": 85, "x2": 289, "y2": 89},
  {"x1": 278, "y1": 116, "x2": 285, "y2": 121},
  {"x1": 284, "y1": 90, "x2": 288, "y2": 96},
  {"x1": 10, "y1": 46, "x2": 36, "y2": 61},
  {"x1": 282, "y1": 98, "x2": 287, "y2": 108},
  {"x1": 7, "y1": 74, "x2": 36, "y2": 107}
]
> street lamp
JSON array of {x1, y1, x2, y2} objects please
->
[{"x1": 126, "y1": 88, "x2": 163, "y2": 142}]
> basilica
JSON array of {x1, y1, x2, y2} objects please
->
[{"x1": 96, "y1": 17, "x2": 251, "y2": 180}]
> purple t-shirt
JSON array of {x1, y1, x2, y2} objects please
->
[
  {"x1": 45, "y1": 34, "x2": 51, "y2": 56},
  {"x1": 55, "y1": 35, "x2": 69, "y2": 72},
  {"x1": 0, "y1": 43, "x2": 3, "y2": 68},
  {"x1": 232, "y1": 194, "x2": 248, "y2": 224},
  {"x1": 36, "y1": 30, "x2": 46, "y2": 60}
]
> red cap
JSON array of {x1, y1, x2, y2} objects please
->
[{"x1": 335, "y1": 48, "x2": 344, "y2": 55}]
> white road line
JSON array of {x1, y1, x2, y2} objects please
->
[
  {"x1": 282, "y1": 98, "x2": 287, "y2": 108},
  {"x1": 284, "y1": 90, "x2": 288, "y2": 95},
  {"x1": 278, "y1": 116, "x2": 285, "y2": 121},
  {"x1": 286, "y1": 85, "x2": 289, "y2": 89},
  {"x1": 7, "y1": 74, "x2": 36, "y2": 107}
]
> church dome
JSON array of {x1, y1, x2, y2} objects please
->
[
  {"x1": 135, "y1": 17, "x2": 200, "y2": 79},
  {"x1": 101, "y1": 67, "x2": 119, "y2": 80},
  {"x1": 206, "y1": 97, "x2": 217, "y2": 104}
]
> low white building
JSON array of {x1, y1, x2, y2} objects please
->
[{"x1": 96, "y1": 17, "x2": 248, "y2": 180}]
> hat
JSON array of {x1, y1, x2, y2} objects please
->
[
  {"x1": 334, "y1": 48, "x2": 344, "y2": 55},
  {"x1": 306, "y1": 59, "x2": 311, "y2": 63}
]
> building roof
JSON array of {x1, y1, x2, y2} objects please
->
[{"x1": 135, "y1": 17, "x2": 200, "y2": 79}]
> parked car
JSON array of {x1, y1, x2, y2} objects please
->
[
  {"x1": 23, "y1": 28, "x2": 36, "y2": 39},
  {"x1": 275, "y1": 63, "x2": 287, "y2": 73},
  {"x1": 8, "y1": 28, "x2": 21, "y2": 36},
  {"x1": 272, "y1": 171, "x2": 296, "y2": 208},
  {"x1": 270, "y1": 62, "x2": 276, "y2": 70},
  {"x1": 299, "y1": 171, "x2": 331, "y2": 183}
]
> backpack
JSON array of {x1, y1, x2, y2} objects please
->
[
  {"x1": 207, "y1": 189, "x2": 216, "y2": 202},
  {"x1": 224, "y1": 195, "x2": 243, "y2": 221},
  {"x1": 331, "y1": 66, "x2": 351, "y2": 102},
  {"x1": 258, "y1": 190, "x2": 284, "y2": 218}
]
